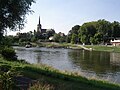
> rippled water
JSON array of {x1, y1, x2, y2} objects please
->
[{"x1": 14, "y1": 46, "x2": 120, "y2": 84}]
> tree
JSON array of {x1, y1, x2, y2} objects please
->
[
  {"x1": 67, "y1": 25, "x2": 80, "y2": 43},
  {"x1": 46, "y1": 29, "x2": 55, "y2": 38},
  {"x1": 81, "y1": 35, "x2": 87, "y2": 45},
  {"x1": 0, "y1": 0, "x2": 35, "y2": 44},
  {"x1": 78, "y1": 22, "x2": 97, "y2": 44},
  {"x1": 53, "y1": 34, "x2": 61, "y2": 42},
  {"x1": 2, "y1": 36, "x2": 14, "y2": 46},
  {"x1": 90, "y1": 37, "x2": 95, "y2": 45},
  {"x1": 71, "y1": 33, "x2": 78, "y2": 44},
  {"x1": 59, "y1": 36, "x2": 66, "y2": 43},
  {"x1": 71, "y1": 25, "x2": 80, "y2": 35},
  {"x1": 69, "y1": 19, "x2": 120, "y2": 45},
  {"x1": 111, "y1": 21, "x2": 120, "y2": 38},
  {"x1": 94, "y1": 33, "x2": 103, "y2": 44},
  {"x1": 66, "y1": 35, "x2": 71, "y2": 43},
  {"x1": 96, "y1": 19, "x2": 112, "y2": 37}
]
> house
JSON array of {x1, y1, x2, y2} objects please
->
[{"x1": 111, "y1": 39, "x2": 120, "y2": 46}]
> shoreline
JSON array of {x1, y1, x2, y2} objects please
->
[
  {"x1": 14, "y1": 42, "x2": 120, "y2": 53},
  {"x1": 0, "y1": 57, "x2": 120, "y2": 90}
]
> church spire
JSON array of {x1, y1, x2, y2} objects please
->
[
  {"x1": 39, "y1": 16, "x2": 40, "y2": 25},
  {"x1": 37, "y1": 16, "x2": 42, "y2": 32}
]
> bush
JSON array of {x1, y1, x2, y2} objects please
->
[
  {"x1": 1, "y1": 47, "x2": 17, "y2": 61},
  {"x1": 0, "y1": 70, "x2": 18, "y2": 90}
]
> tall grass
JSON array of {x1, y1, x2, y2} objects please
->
[{"x1": 30, "y1": 82, "x2": 54, "y2": 90}]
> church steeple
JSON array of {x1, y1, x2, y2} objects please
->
[
  {"x1": 37, "y1": 16, "x2": 42, "y2": 32},
  {"x1": 39, "y1": 16, "x2": 40, "y2": 25}
]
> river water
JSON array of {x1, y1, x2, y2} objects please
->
[{"x1": 14, "y1": 46, "x2": 120, "y2": 84}]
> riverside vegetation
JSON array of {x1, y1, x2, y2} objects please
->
[{"x1": 0, "y1": 47, "x2": 120, "y2": 90}]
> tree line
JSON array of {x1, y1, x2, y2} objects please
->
[
  {"x1": 3, "y1": 19, "x2": 120, "y2": 46},
  {"x1": 67, "y1": 19, "x2": 120, "y2": 45}
]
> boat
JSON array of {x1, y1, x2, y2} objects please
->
[{"x1": 25, "y1": 44, "x2": 32, "y2": 48}]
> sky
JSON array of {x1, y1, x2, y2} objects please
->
[{"x1": 8, "y1": 0, "x2": 120, "y2": 35}]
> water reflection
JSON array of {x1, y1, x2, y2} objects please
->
[
  {"x1": 14, "y1": 47, "x2": 120, "y2": 83},
  {"x1": 110, "y1": 53, "x2": 120, "y2": 66},
  {"x1": 68, "y1": 50, "x2": 120, "y2": 74}
]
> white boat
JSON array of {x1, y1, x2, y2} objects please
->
[{"x1": 25, "y1": 44, "x2": 31, "y2": 48}]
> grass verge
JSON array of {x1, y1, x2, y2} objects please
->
[{"x1": 0, "y1": 57, "x2": 120, "y2": 90}]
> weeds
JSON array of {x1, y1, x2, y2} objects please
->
[{"x1": 30, "y1": 82, "x2": 54, "y2": 90}]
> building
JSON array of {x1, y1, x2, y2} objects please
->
[
  {"x1": 37, "y1": 16, "x2": 47, "y2": 34},
  {"x1": 36, "y1": 16, "x2": 55, "y2": 39},
  {"x1": 111, "y1": 39, "x2": 120, "y2": 46}
]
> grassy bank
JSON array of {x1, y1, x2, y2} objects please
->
[
  {"x1": 33, "y1": 42, "x2": 82, "y2": 50},
  {"x1": 84, "y1": 45, "x2": 120, "y2": 52},
  {"x1": 0, "y1": 57, "x2": 120, "y2": 90},
  {"x1": 35, "y1": 42, "x2": 120, "y2": 52},
  {"x1": 16, "y1": 41, "x2": 120, "y2": 52}
]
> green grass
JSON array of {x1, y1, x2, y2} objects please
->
[
  {"x1": 0, "y1": 57, "x2": 120, "y2": 90},
  {"x1": 85, "y1": 45, "x2": 120, "y2": 52}
]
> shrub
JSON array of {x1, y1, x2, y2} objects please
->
[
  {"x1": 1, "y1": 47, "x2": 17, "y2": 61},
  {"x1": 0, "y1": 70, "x2": 18, "y2": 90}
]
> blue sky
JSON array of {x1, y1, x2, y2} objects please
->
[{"x1": 9, "y1": 0, "x2": 120, "y2": 35}]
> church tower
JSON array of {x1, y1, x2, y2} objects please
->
[{"x1": 37, "y1": 16, "x2": 42, "y2": 32}]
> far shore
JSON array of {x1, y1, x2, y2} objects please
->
[
  {"x1": 43, "y1": 42, "x2": 120, "y2": 53},
  {"x1": 14, "y1": 42, "x2": 120, "y2": 53}
]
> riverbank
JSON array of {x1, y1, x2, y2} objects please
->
[
  {"x1": 84, "y1": 45, "x2": 120, "y2": 52},
  {"x1": 36, "y1": 42, "x2": 120, "y2": 52},
  {"x1": 33, "y1": 42, "x2": 82, "y2": 49},
  {"x1": 0, "y1": 56, "x2": 120, "y2": 90}
]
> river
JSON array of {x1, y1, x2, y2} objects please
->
[{"x1": 13, "y1": 46, "x2": 120, "y2": 84}]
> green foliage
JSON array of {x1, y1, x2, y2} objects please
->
[
  {"x1": 2, "y1": 36, "x2": 14, "y2": 46},
  {"x1": 68, "y1": 25, "x2": 80, "y2": 44},
  {"x1": 0, "y1": 64, "x2": 18, "y2": 90},
  {"x1": 0, "y1": 0, "x2": 35, "y2": 31},
  {"x1": 90, "y1": 37, "x2": 95, "y2": 44},
  {"x1": 94, "y1": 33, "x2": 103, "y2": 44},
  {"x1": 66, "y1": 35, "x2": 72, "y2": 43},
  {"x1": 0, "y1": 70, "x2": 16, "y2": 90},
  {"x1": 0, "y1": 0, "x2": 35, "y2": 46},
  {"x1": 71, "y1": 33, "x2": 78, "y2": 44},
  {"x1": 53, "y1": 34, "x2": 61, "y2": 42},
  {"x1": 111, "y1": 21, "x2": 120, "y2": 38},
  {"x1": 59, "y1": 36, "x2": 66, "y2": 43},
  {"x1": 1, "y1": 47, "x2": 17, "y2": 61},
  {"x1": 46, "y1": 29, "x2": 55, "y2": 38},
  {"x1": 31, "y1": 36, "x2": 37, "y2": 42},
  {"x1": 81, "y1": 35, "x2": 87, "y2": 44},
  {"x1": 68, "y1": 19, "x2": 120, "y2": 45}
]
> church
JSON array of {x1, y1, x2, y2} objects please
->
[
  {"x1": 35, "y1": 16, "x2": 55, "y2": 39},
  {"x1": 37, "y1": 16, "x2": 47, "y2": 34}
]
